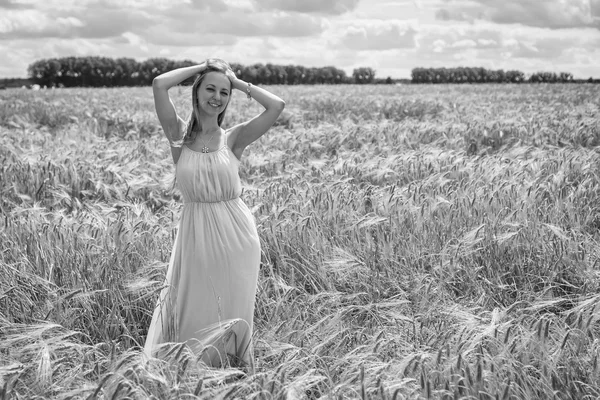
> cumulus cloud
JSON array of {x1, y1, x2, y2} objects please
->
[
  {"x1": 499, "y1": 33, "x2": 600, "y2": 60},
  {"x1": 0, "y1": 6, "x2": 153, "y2": 39},
  {"x1": 0, "y1": 0, "x2": 31, "y2": 9},
  {"x1": 189, "y1": 0, "x2": 229, "y2": 12},
  {"x1": 435, "y1": 0, "x2": 600, "y2": 29},
  {"x1": 413, "y1": 20, "x2": 600, "y2": 77},
  {"x1": 75, "y1": 8, "x2": 154, "y2": 39},
  {"x1": 336, "y1": 21, "x2": 417, "y2": 50},
  {"x1": 451, "y1": 39, "x2": 477, "y2": 48},
  {"x1": 435, "y1": 6, "x2": 483, "y2": 23},
  {"x1": 0, "y1": 10, "x2": 73, "y2": 38},
  {"x1": 208, "y1": 12, "x2": 323, "y2": 37},
  {"x1": 477, "y1": 38, "x2": 497, "y2": 47},
  {"x1": 417, "y1": 24, "x2": 504, "y2": 54},
  {"x1": 157, "y1": 7, "x2": 324, "y2": 41},
  {"x1": 120, "y1": 31, "x2": 149, "y2": 52},
  {"x1": 251, "y1": 0, "x2": 360, "y2": 15},
  {"x1": 593, "y1": 0, "x2": 600, "y2": 17},
  {"x1": 0, "y1": 0, "x2": 323, "y2": 44}
]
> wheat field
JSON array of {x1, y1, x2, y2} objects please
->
[{"x1": 1, "y1": 83, "x2": 599, "y2": 399}]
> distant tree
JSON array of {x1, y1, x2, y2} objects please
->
[
  {"x1": 283, "y1": 65, "x2": 301, "y2": 84},
  {"x1": 496, "y1": 69, "x2": 506, "y2": 83},
  {"x1": 319, "y1": 66, "x2": 334, "y2": 84},
  {"x1": 28, "y1": 58, "x2": 61, "y2": 87},
  {"x1": 257, "y1": 64, "x2": 272, "y2": 84},
  {"x1": 559, "y1": 72, "x2": 573, "y2": 82},
  {"x1": 335, "y1": 68, "x2": 349, "y2": 84},
  {"x1": 58, "y1": 57, "x2": 77, "y2": 87},
  {"x1": 297, "y1": 65, "x2": 308, "y2": 84},
  {"x1": 230, "y1": 62, "x2": 244, "y2": 78},
  {"x1": 353, "y1": 67, "x2": 375, "y2": 84},
  {"x1": 411, "y1": 67, "x2": 424, "y2": 83},
  {"x1": 241, "y1": 64, "x2": 259, "y2": 84},
  {"x1": 506, "y1": 70, "x2": 524, "y2": 83},
  {"x1": 304, "y1": 68, "x2": 317, "y2": 84},
  {"x1": 529, "y1": 71, "x2": 559, "y2": 83},
  {"x1": 269, "y1": 64, "x2": 287, "y2": 84},
  {"x1": 411, "y1": 67, "x2": 532, "y2": 84},
  {"x1": 138, "y1": 58, "x2": 170, "y2": 85}
]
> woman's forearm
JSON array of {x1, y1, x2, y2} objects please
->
[
  {"x1": 232, "y1": 79, "x2": 285, "y2": 111},
  {"x1": 152, "y1": 64, "x2": 205, "y2": 90}
]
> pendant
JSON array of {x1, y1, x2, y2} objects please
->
[{"x1": 202, "y1": 146, "x2": 209, "y2": 153}]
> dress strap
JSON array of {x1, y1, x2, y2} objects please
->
[{"x1": 223, "y1": 129, "x2": 231, "y2": 149}]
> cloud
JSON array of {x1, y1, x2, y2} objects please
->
[
  {"x1": 133, "y1": 1, "x2": 325, "y2": 39},
  {"x1": 141, "y1": 28, "x2": 239, "y2": 48},
  {"x1": 336, "y1": 21, "x2": 418, "y2": 50},
  {"x1": 416, "y1": 23, "x2": 504, "y2": 54},
  {"x1": 0, "y1": 36, "x2": 116, "y2": 76},
  {"x1": 74, "y1": 8, "x2": 154, "y2": 39},
  {"x1": 435, "y1": 0, "x2": 600, "y2": 29},
  {"x1": 0, "y1": 1, "x2": 323, "y2": 44},
  {"x1": 412, "y1": 21, "x2": 600, "y2": 77},
  {"x1": 417, "y1": 19, "x2": 600, "y2": 68},
  {"x1": 0, "y1": 6, "x2": 153, "y2": 40},
  {"x1": 476, "y1": 38, "x2": 497, "y2": 47},
  {"x1": 208, "y1": 12, "x2": 323, "y2": 37},
  {"x1": 499, "y1": 31, "x2": 600, "y2": 60},
  {"x1": 189, "y1": 0, "x2": 229, "y2": 12},
  {"x1": 251, "y1": 0, "x2": 360, "y2": 15},
  {"x1": 593, "y1": 0, "x2": 600, "y2": 17},
  {"x1": 451, "y1": 39, "x2": 476, "y2": 48},
  {"x1": 0, "y1": 0, "x2": 31, "y2": 9},
  {"x1": 435, "y1": 6, "x2": 483, "y2": 23},
  {"x1": 0, "y1": 10, "x2": 73, "y2": 39},
  {"x1": 120, "y1": 32, "x2": 149, "y2": 52},
  {"x1": 156, "y1": 8, "x2": 324, "y2": 41}
]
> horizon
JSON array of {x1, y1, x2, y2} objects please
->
[
  {"x1": 1, "y1": 0, "x2": 599, "y2": 80},
  {"x1": 2, "y1": 59, "x2": 598, "y2": 82}
]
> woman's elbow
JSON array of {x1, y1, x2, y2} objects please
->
[
  {"x1": 276, "y1": 99, "x2": 286, "y2": 111},
  {"x1": 152, "y1": 76, "x2": 165, "y2": 89}
]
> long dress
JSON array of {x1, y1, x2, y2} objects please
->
[{"x1": 144, "y1": 132, "x2": 261, "y2": 368}]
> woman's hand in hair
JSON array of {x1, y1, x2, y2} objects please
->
[{"x1": 225, "y1": 69, "x2": 240, "y2": 87}]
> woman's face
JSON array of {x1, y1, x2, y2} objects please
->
[{"x1": 197, "y1": 71, "x2": 231, "y2": 116}]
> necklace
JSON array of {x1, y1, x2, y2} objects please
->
[{"x1": 198, "y1": 132, "x2": 216, "y2": 153}]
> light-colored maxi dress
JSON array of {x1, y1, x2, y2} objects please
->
[{"x1": 144, "y1": 133, "x2": 261, "y2": 368}]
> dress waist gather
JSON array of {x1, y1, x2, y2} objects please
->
[{"x1": 183, "y1": 196, "x2": 240, "y2": 204}]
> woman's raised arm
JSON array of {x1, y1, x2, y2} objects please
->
[
  {"x1": 228, "y1": 76, "x2": 285, "y2": 158},
  {"x1": 152, "y1": 63, "x2": 206, "y2": 152}
]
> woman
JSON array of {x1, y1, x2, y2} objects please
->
[{"x1": 144, "y1": 58, "x2": 285, "y2": 370}]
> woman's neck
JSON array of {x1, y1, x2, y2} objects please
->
[{"x1": 196, "y1": 114, "x2": 220, "y2": 135}]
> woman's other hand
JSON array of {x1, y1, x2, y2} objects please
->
[{"x1": 226, "y1": 69, "x2": 242, "y2": 89}]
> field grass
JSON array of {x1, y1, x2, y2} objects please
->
[{"x1": 1, "y1": 83, "x2": 600, "y2": 399}]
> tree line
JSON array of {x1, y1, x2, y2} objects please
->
[
  {"x1": 6, "y1": 57, "x2": 596, "y2": 89},
  {"x1": 25, "y1": 56, "x2": 379, "y2": 87},
  {"x1": 410, "y1": 67, "x2": 597, "y2": 84}
]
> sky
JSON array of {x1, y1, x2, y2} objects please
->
[{"x1": 1, "y1": 0, "x2": 599, "y2": 79}]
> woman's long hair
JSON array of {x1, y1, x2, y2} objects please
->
[{"x1": 182, "y1": 58, "x2": 234, "y2": 145}]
